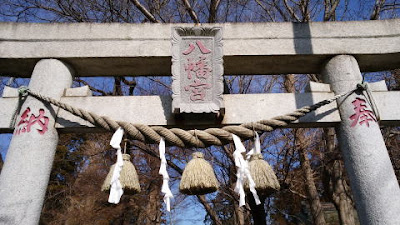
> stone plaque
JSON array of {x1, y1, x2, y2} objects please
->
[{"x1": 171, "y1": 27, "x2": 223, "y2": 113}]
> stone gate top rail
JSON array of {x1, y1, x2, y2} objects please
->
[{"x1": 0, "y1": 19, "x2": 399, "y2": 77}]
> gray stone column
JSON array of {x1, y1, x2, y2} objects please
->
[
  {"x1": 322, "y1": 55, "x2": 400, "y2": 224},
  {"x1": 0, "y1": 59, "x2": 73, "y2": 225}
]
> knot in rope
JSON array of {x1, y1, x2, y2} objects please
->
[
  {"x1": 357, "y1": 82, "x2": 380, "y2": 121},
  {"x1": 18, "y1": 86, "x2": 30, "y2": 97},
  {"x1": 356, "y1": 83, "x2": 367, "y2": 91}
]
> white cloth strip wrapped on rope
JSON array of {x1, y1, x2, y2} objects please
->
[
  {"x1": 108, "y1": 127, "x2": 124, "y2": 204},
  {"x1": 159, "y1": 138, "x2": 173, "y2": 211},
  {"x1": 232, "y1": 134, "x2": 261, "y2": 206}
]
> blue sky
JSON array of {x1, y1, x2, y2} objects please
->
[{"x1": 0, "y1": 134, "x2": 11, "y2": 159}]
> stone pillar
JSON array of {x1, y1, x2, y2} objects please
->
[
  {"x1": 322, "y1": 55, "x2": 400, "y2": 224},
  {"x1": 0, "y1": 59, "x2": 73, "y2": 225}
]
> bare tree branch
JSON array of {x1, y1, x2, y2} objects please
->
[
  {"x1": 288, "y1": 187, "x2": 307, "y2": 199},
  {"x1": 197, "y1": 195, "x2": 223, "y2": 225},
  {"x1": 181, "y1": 0, "x2": 200, "y2": 23},
  {"x1": 74, "y1": 78, "x2": 110, "y2": 96},
  {"x1": 300, "y1": 0, "x2": 311, "y2": 22},
  {"x1": 255, "y1": 0, "x2": 275, "y2": 21},
  {"x1": 283, "y1": 0, "x2": 301, "y2": 21},
  {"x1": 208, "y1": 0, "x2": 221, "y2": 23},
  {"x1": 129, "y1": 140, "x2": 183, "y2": 173},
  {"x1": 113, "y1": 77, "x2": 122, "y2": 95},
  {"x1": 324, "y1": 0, "x2": 340, "y2": 21},
  {"x1": 129, "y1": 0, "x2": 159, "y2": 22},
  {"x1": 371, "y1": 0, "x2": 386, "y2": 20},
  {"x1": 121, "y1": 77, "x2": 137, "y2": 95},
  {"x1": 147, "y1": 77, "x2": 170, "y2": 90}
]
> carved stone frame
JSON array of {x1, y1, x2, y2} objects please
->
[{"x1": 171, "y1": 27, "x2": 223, "y2": 113}]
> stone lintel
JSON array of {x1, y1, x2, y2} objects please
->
[
  {"x1": 1, "y1": 91, "x2": 400, "y2": 133},
  {"x1": 0, "y1": 19, "x2": 399, "y2": 77},
  {"x1": 64, "y1": 85, "x2": 92, "y2": 97}
]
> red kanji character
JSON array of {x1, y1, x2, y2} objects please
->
[
  {"x1": 195, "y1": 56, "x2": 212, "y2": 79},
  {"x1": 15, "y1": 107, "x2": 49, "y2": 135},
  {"x1": 182, "y1": 40, "x2": 211, "y2": 55},
  {"x1": 182, "y1": 43, "x2": 195, "y2": 55},
  {"x1": 184, "y1": 79, "x2": 212, "y2": 101},
  {"x1": 349, "y1": 97, "x2": 376, "y2": 127},
  {"x1": 196, "y1": 40, "x2": 211, "y2": 54},
  {"x1": 30, "y1": 109, "x2": 49, "y2": 134},
  {"x1": 16, "y1": 107, "x2": 31, "y2": 134},
  {"x1": 184, "y1": 58, "x2": 196, "y2": 79},
  {"x1": 184, "y1": 56, "x2": 212, "y2": 80}
]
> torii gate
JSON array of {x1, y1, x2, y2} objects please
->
[{"x1": 0, "y1": 19, "x2": 400, "y2": 224}]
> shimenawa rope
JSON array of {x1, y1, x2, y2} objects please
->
[{"x1": 17, "y1": 86, "x2": 357, "y2": 148}]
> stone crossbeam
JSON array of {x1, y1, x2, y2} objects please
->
[
  {"x1": 0, "y1": 19, "x2": 399, "y2": 77},
  {"x1": 1, "y1": 91, "x2": 399, "y2": 133}
]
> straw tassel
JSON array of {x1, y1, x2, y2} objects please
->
[
  {"x1": 244, "y1": 153, "x2": 280, "y2": 196},
  {"x1": 102, "y1": 153, "x2": 141, "y2": 195},
  {"x1": 180, "y1": 152, "x2": 219, "y2": 195}
]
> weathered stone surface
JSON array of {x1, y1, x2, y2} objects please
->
[
  {"x1": 368, "y1": 80, "x2": 388, "y2": 91},
  {"x1": 64, "y1": 85, "x2": 92, "y2": 97},
  {"x1": 171, "y1": 27, "x2": 223, "y2": 113},
  {"x1": 0, "y1": 59, "x2": 73, "y2": 225},
  {"x1": 322, "y1": 55, "x2": 400, "y2": 225},
  {"x1": 0, "y1": 19, "x2": 399, "y2": 77},
  {"x1": 305, "y1": 81, "x2": 331, "y2": 92},
  {"x1": 0, "y1": 97, "x2": 20, "y2": 132},
  {"x1": 1, "y1": 86, "x2": 19, "y2": 98}
]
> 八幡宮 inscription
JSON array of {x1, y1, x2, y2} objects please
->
[{"x1": 171, "y1": 27, "x2": 223, "y2": 113}]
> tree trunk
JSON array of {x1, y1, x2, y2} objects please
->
[
  {"x1": 298, "y1": 140, "x2": 327, "y2": 225},
  {"x1": 113, "y1": 76, "x2": 122, "y2": 95},
  {"x1": 145, "y1": 182, "x2": 162, "y2": 224},
  {"x1": 332, "y1": 161, "x2": 355, "y2": 225},
  {"x1": 324, "y1": 128, "x2": 356, "y2": 225},
  {"x1": 143, "y1": 153, "x2": 163, "y2": 225},
  {"x1": 208, "y1": 0, "x2": 220, "y2": 23},
  {"x1": 248, "y1": 195, "x2": 267, "y2": 225},
  {"x1": 285, "y1": 75, "x2": 326, "y2": 225},
  {"x1": 234, "y1": 203, "x2": 245, "y2": 225}
]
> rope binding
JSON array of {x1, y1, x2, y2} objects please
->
[{"x1": 15, "y1": 84, "x2": 370, "y2": 148}]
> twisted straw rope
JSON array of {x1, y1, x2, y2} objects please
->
[{"x1": 20, "y1": 88, "x2": 353, "y2": 148}]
